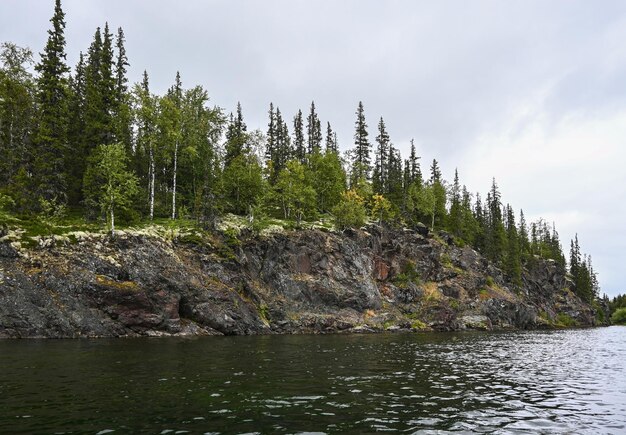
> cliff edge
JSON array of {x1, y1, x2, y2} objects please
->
[{"x1": 0, "y1": 224, "x2": 600, "y2": 338}]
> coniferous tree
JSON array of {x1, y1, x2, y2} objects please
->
[
  {"x1": 266, "y1": 102, "x2": 277, "y2": 167},
  {"x1": 113, "y1": 27, "x2": 132, "y2": 153},
  {"x1": 429, "y1": 159, "x2": 447, "y2": 230},
  {"x1": 373, "y1": 117, "x2": 389, "y2": 194},
  {"x1": 65, "y1": 52, "x2": 87, "y2": 205},
  {"x1": 447, "y1": 168, "x2": 462, "y2": 237},
  {"x1": 386, "y1": 146, "x2": 404, "y2": 209},
  {"x1": 32, "y1": 0, "x2": 70, "y2": 206},
  {"x1": 325, "y1": 122, "x2": 338, "y2": 154},
  {"x1": 408, "y1": 139, "x2": 421, "y2": 187},
  {"x1": 504, "y1": 205, "x2": 522, "y2": 284},
  {"x1": 484, "y1": 178, "x2": 506, "y2": 264},
  {"x1": 518, "y1": 209, "x2": 530, "y2": 263},
  {"x1": 224, "y1": 102, "x2": 247, "y2": 167},
  {"x1": 292, "y1": 109, "x2": 305, "y2": 163},
  {"x1": 306, "y1": 101, "x2": 322, "y2": 156},
  {"x1": 351, "y1": 101, "x2": 371, "y2": 184}
]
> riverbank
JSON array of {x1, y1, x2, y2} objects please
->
[{"x1": 0, "y1": 221, "x2": 602, "y2": 338}]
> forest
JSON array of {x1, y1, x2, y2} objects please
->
[{"x1": 0, "y1": 0, "x2": 609, "y2": 306}]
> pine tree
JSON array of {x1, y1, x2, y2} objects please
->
[
  {"x1": 325, "y1": 122, "x2": 338, "y2": 154},
  {"x1": 66, "y1": 52, "x2": 87, "y2": 205},
  {"x1": 292, "y1": 109, "x2": 305, "y2": 163},
  {"x1": 266, "y1": 102, "x2": 276, "y2": 166},
  {"x1": 373, "y1": 116, "x2": 389, "y2": 194},
  {"x1": 113, "y1": 26, "x2": 132, "y2": 153},
  {"x1": 429, "y1": 159, "x2": 447, "y2": 230},
  {"x1": 224, "y1": 102, "x2": 247, "y2": 167},
  {"x1": 485, "y1": 178, "x2": 506, "y2": 264},
  {"x1": 306, "y1": 101, "x2": 322, "y2": 156},
  {"x1": 32, "y1": 0, "x2": 70, "y2": 205},
  {"x1": 408, "y1": 139, "x2": 421, "y2": 187},
  {"x1": 504, "y1": 205, "x2": 522, "y2": 285},
  {"x1": 351, "y1": 101, "x2": 370, "y2": 184},
  {"x1": 518, "y1": 209, "x2": 530, "y2": 262},
  {"x1": 447, "y1": 169, "x2": 462, "y2": 237}
]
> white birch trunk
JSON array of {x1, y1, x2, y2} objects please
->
[
  {"x1": 110, "y1": 206, "x2": 115, "y2": 237},
  {"x1": 149, "y1": 146, "x2": 155, "y2": 220},
  {"x1": 171, "y1": 140, "x2": 178, "y2": 219}
]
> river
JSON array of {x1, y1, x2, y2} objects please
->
[{"x1": 1, "y1": 327, "x2": 625, "y2": 434}]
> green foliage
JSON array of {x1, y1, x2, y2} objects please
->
[
  {"x1": 222, "y1": 154, "x2": 264, "y2": 216},
  {"x1": 370, "y1": 194, "x2": 394, "y2": 224},
  {"x1": 271, "y1": 160, "x2": 317, "y2": 225},
  {"x1": 37, "y1": 196, "x2": 66, "y2": 237},
  {"x1": 392, "y1": 261, "x2": 421, "y2": 289},
  {"x1": 82, "y1": 143, "x2": 139, "y2": 235},
  {"x1": 308, "y1": 151, "x2": 346, "y2": 213},
  {"x1": 611, "y1": 308, "x2": 626, "y2": 325},
  {"x1": 332, "y1": 190, "x2": 366, "y2": 231},
  {"x1": 555, "y1": 313, "x2": 577, "y2": 327}
]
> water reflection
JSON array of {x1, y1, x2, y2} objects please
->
[{"x1": 0, "y1": 327, "x2": 625, "y2": 433}]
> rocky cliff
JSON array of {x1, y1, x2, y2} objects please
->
[{"x1": 0, "y1": 224, "x2": 600, "y2": 338}]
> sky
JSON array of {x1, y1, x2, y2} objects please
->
[{"x1": 1, "y1": 0, "x2": 625, "y2": 297}]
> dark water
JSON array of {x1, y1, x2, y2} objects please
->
[{"x1": 1, "y1": 328, "x2": 625, "y2": 434}]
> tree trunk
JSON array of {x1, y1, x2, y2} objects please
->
[
  {"x1": 171, "y1": 140, "x2": 178, "y2": 219},
  {"x1": 110, "y1": 207, "x2": 115, "y2": 237},
  {"x1": 149, "y1": 146, "x2": 155, "y2": 220}
]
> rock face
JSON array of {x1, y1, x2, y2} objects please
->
[{"x1": 0, "y1": 225, "x2": 600, "y2": 338}]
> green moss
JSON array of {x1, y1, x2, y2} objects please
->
[
  {"x1": 486, "y1": 276, "x2": 495, "y2": 287},
  {"x1": 440, "y1": 252, "x2": 453, "y2": 268}
]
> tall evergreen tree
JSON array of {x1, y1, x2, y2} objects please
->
[
  {"x1": 373, "y1": 116, "x2": 389, "y2": 194},
  {"x1": 351, "y1": 101, "x2": 370, "y2": 184},
  {"x1": 224, "y1": 102, "x2": 247, "y2": 167},
  {"x1": 266, "y1": 102, "x2": 277, "y2": 166},
  {"x1": 429, "y1": 159, "x2": 447, "y2": 230},
  {"x1": 447, "y1": 168, "x2": 462, "y2": 237},
  {"x1": 292, "y1": 109, "x2": 305, "y2": 163},
  {"x1": 306, "y1": 101, "x2": 322, "y2": 155},
  {"x1": 113, "y1": 26, "x2": 132, "y2": 153},
  {"x1": 325, "y1": 121, "x2": 338, "y2": 154},
  {"x1": 32, "y1": 0, "x2": 70, "y2": 205},
  {"x1": 504, "y1": 205, "x2": 522, "y2": 285}
]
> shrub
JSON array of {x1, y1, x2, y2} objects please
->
[
  {"x1": 611, "y1": 307, "x2": 626, "y2": 325},
  {"x1": 332, "y1": 190, "x2": 366, "y2": 231}
]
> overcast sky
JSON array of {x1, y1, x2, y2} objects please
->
[{"x1": 2, "y1": 0, "x2": 625, "y2": 297}]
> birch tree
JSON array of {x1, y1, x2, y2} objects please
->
[{"x1": 83, "y1": 142, "x2": 138, "y2": 236}]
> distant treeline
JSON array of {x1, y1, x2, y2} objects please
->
[{"x1": 0, "y1": 0, "x2": 599, "y2": 302}]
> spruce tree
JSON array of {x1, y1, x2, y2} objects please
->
[
  {"x1": 266, "y1": 102, "x2": 276, "y2": 167},
  {"x1": 504, "y1": 205, "x2": 522, "y2": 285},
  {"x1": 66, "y1": 52, "x2": 87, "y2": 205},
  {"x1": 325, "y1": 122, "x2": 338, "y2": 154},
  {"x1": 447, "y1": 169, "x2": 462, "y2": 237},
  {"x1": 292, "y1": 109, "x2": 305, "y2": 163},
  {"x1": 429, "y1": 159, "x2": 447, "y2": 230},
  {"x1": 351, "y1": 101, "x2": 370, "y2": 184},
  {"x1": 113, "y1": 26, "x2": 132, "y2": 153},
  {"x1": 224, "y1": 102, "x2": 247, "y2": 167},
  {"x1": 373, "y1": 116, "x2": 389, "y2": 194},
  {"x1": 306, "y1": 101, "x2": 322, "y2": 155},
  {"x1": 33, "y1": 0, "x2": 70, "y2": 205}
]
